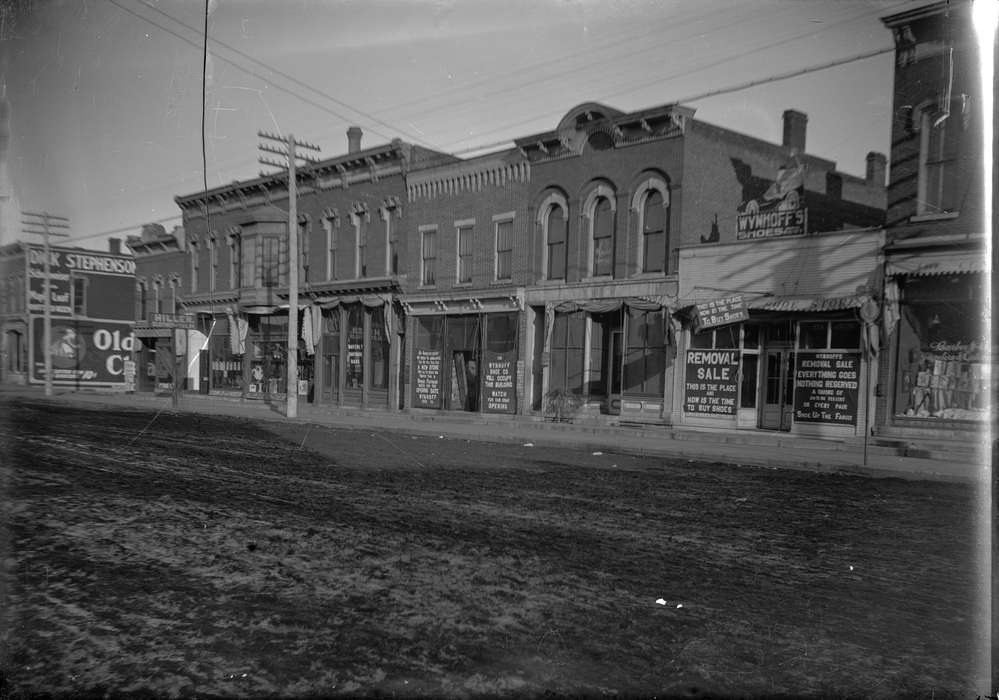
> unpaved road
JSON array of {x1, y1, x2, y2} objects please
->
[{"x1": 0, "y1": 398, "x2": 984, "y2": 698}]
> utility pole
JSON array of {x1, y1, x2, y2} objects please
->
[
  {"x1": 258, "y1": 131, "x2": 320, "y2": 419},
  {"x1": 22, "y1": 211, "x2": 70, "y2": 397}
]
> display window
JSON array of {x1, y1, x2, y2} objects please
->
[{"x1": 893, "y1": 274, "x2": 988, "y2": 421}]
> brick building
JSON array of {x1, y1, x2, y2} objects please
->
[
  {"x1": 1, "y1": 238, "x2": 135, "y2": 389},
  {"x1": 169, "y1": 130, "x2": 450, "y2": 409},
  {"x1": 515, "y1": 101, "x2": 885, "y2": 430},
  {"x1": 876, "y1": 0, "x2": 991, "y2": 436},
  {"x1": 402, "y1": 148, "x2": 531, "y2": 414}
]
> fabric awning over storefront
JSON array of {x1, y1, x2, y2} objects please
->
[
  {"x1": 315, "y1": 293, "x2": 392, "y2": 309},
  {"x1": 886, "y1": 250, "x2": 987, "y2": 277},
  {"x1": 551, "y1": 296, "x2": 669, "y2": 313}
]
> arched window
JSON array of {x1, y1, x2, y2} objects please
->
[
  {"x1": 591, "y1": 196, "x2": 614, "y2": 277},
  {"x1": 546, "y1": 205, "x2": 567, "y2": 280},
  {"x1": 642, "y1": 190, "x2": 667, "y2": 273}
]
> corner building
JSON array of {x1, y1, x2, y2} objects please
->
[
  {"x1": 172, "y1": 130, "x2": 450, "y2": 409},
  {"x1": 875, "y1": 1, "x2": 991, "y2": 437}
]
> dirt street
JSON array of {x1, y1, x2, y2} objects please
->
[{"x1": 0, "y1": 398, "x2": 984, "y2": 698}]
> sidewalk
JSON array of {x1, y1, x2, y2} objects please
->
[{"x1": 2, "y1": 385, "x2": 989, "y2": 484}]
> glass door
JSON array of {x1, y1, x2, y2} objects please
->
[{"x1": 760, "y1": 349, "x2": 793, "y2": 430}]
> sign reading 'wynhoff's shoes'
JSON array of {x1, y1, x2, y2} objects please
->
[{"x1": 736, "y1": 156, "x2": 807, "y2": 240}]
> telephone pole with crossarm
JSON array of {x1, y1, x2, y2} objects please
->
[{"x1": 21, "y1": 210, "x2": 70, "y2": 397}]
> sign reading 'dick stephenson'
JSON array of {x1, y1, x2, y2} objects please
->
[
  {"x1": 28, "y1": 247, "x2": 136, "y2": 316},
  {"x1": 793, "y1": 352, "x2": 860, "y2": 425},
  {"x1": 684, "y1": 349, "x2": 739, "y2": 415}
]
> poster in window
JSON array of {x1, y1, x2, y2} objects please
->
[
  {"x1": 413, "y1": 348, "x2": 442, "y2": 409},
  {"x1": 793, "y1": 352, "x2": 860, "y2": 425},
  {"x1": 482, "y1": 350, "x2": 516, "y2": 414},
  {"x1": 684, "y1": 349, "x2": 739, "y2": 415}
]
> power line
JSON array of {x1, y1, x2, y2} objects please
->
[
  {"x1": 444, "y1": 44, "x2": 896, "y2": 154},
  {"x1": 131, "y1": 0, "x2": 442, "y2": 149},
  {"x1": 105, "y1": 0, "x2": 439, "y2": 151}
]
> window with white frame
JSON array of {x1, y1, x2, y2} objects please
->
[
  {"x1": 494, "y1": 214, "x2": 514, "y2": 281},
  {"x1": 261, "y1": 237, "x2": 280, "y2": 287},
  {"x1": 209, "y1": 235, "x2": 219, "y2": 291},
  {"x1": 456, "y1": 222, "x2": 474, "y2": 284},
  {"x1": 421, "y1": 227, "x2": 437, "y2": 286}
]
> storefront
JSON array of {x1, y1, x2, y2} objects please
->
[
  {"x1": 675, "y1": 230, "x2": 884, "y2": 437},
  {"x1": 534, "y1": 297, "x2": 672, "y2": 422},
  {"x1": 404, "y1": 292, "x2": 523, "y2": 414},
  {"x1": 881, "y1": 241, "x2": 990, "y2": 434},
  {"x1": 311, "y1": 295, "x2": 398, "y2": 409}
]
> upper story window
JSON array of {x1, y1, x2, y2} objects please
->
[
  {"x1": 138, "y1": 281, "x2": 148, "y2": 321},
  {"x1": 456, "y1": 222, "x2": 474, "y2": 285},
  {"x1": 591, "y1": 196, "x2": 614, "y2": 277},
  {"x1": 209, "y1": 236, "x2": 219, "y2": 291},
  {"x1": 544, "y1": 199, "x2": 567, "y2": 281},
  {"x1": 261, "y1": 237, "x2": 281, "y2": 288},
  {"x1": 420, "y1": 226, "x2": 437, "y2": 287},
  {"x1": 189, "y1": 241, "x2": 199, "y2": 293},
  {"x1": 494, "y1": 214, "x2": 514, "y2": 281},
  {"x1": 322, "y1": 209, "x2": 339, "y2": 281},
  {"x1": 153, "y1": 278, "x2": 164, "y2": 314},
  {"x1": 381, "y1": 199, "x2": 400, "y2": 276},
  {"x1": 917, "y1": 105, "x2": 960, "y2": 216},
  {"x1": 298, "y1": 216, "x2": 311, "y2": 284},
  {"x1": 227, "y1": 228, "x2": 242, "y2": 289},
  {"x1": 352, "y1": 206, "x2": 370, "y2": 278}
]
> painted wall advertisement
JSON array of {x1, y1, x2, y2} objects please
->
[
  {"x1": 793, "y1": 352, "x2": 860, "y2": 425},
  {"x1": 684, "y1": 349, "x2": 739, "y2": 415},
  {"x1": 28, "y1": 246, "x2": 136, "y2": 315},
  {"x1": 481, "y1": 350, "x2": 516, "y2": 414},
  {"x1": 31, "y1": 318, "x2": 135, "y2": 387},
  {"x1": 736, "y1": 156, "x2": 807, "y2": 240}
]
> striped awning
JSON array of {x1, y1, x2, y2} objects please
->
[{"x1": 886, "y1": 251, "x2": 987, "y2": 277}]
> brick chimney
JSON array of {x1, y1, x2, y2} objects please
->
[
  {"x1": 782, "y1": 110, "x2": 807, "y2": 152},
  {"x1": 109, "y1": 237, "x2": 122, "y2": 255},
  {"x1": 866, "y1": 151, "x2": 887, "y2": 186},
  {"x1": 347, "y1": 126, "x2": 363, "y2": 154}
]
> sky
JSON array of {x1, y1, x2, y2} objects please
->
[{"x1": 2, "y1": 0, "x2": 911, "y2": 252}]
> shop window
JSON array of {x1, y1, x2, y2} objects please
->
[
  {"x1": 546, "y1": 204, "x2": 567, "y2": 280},
  {"x1": 743, "y1": 324, "x2": 759, "y2": 349},
  {"x1": 894, "y1": 274, "x2": 987, "y2": 420},
  {"x1": 694, "y1": 326, "x2": 740, "y2": 349},
  {"x1": 739, "y1": 354, "x2": 758, "y2": 409},
  {"x1": 591, "y1": 197, "x2": 614, "y2": 277},
  {"x1": 830, "y1": 321, "x2": 861, "y2": 349},
  {"x1": 457, "y1": 225, "x2": 473, "y2": 284},
  {"x1": 210, "y1": 326, "x2": 244, "y2": 391},
  {"x1": 345, "y1": 304, "x2": 365, "y2": 390},
  {"x1": 798, "y1": 320, "x2": 860, "y2": 350},
  {"x1": 413, "y1": 316, "x2": 444, "y2": 409},
  {"x1": 623, "y1": 308, "x2": 666, "y2": 396},
  {"x1": 6, "y1": 330, "x2": 24, "y2": 372},
  {"x1": 370, "y1": 305, "x2": 390, "y2": 391},
  {"x1": 495, "y1": 218, "x2": 513, "y2": 281},
  {"x1": 421, "y1": 228, "x2": 437, "y2": 286},
  {"x1": 641, "y1": 190, "x2": 667, "y2": 273},
  {"x1": 550, "y1": 311, "x2": 585, "y2": 395}
]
